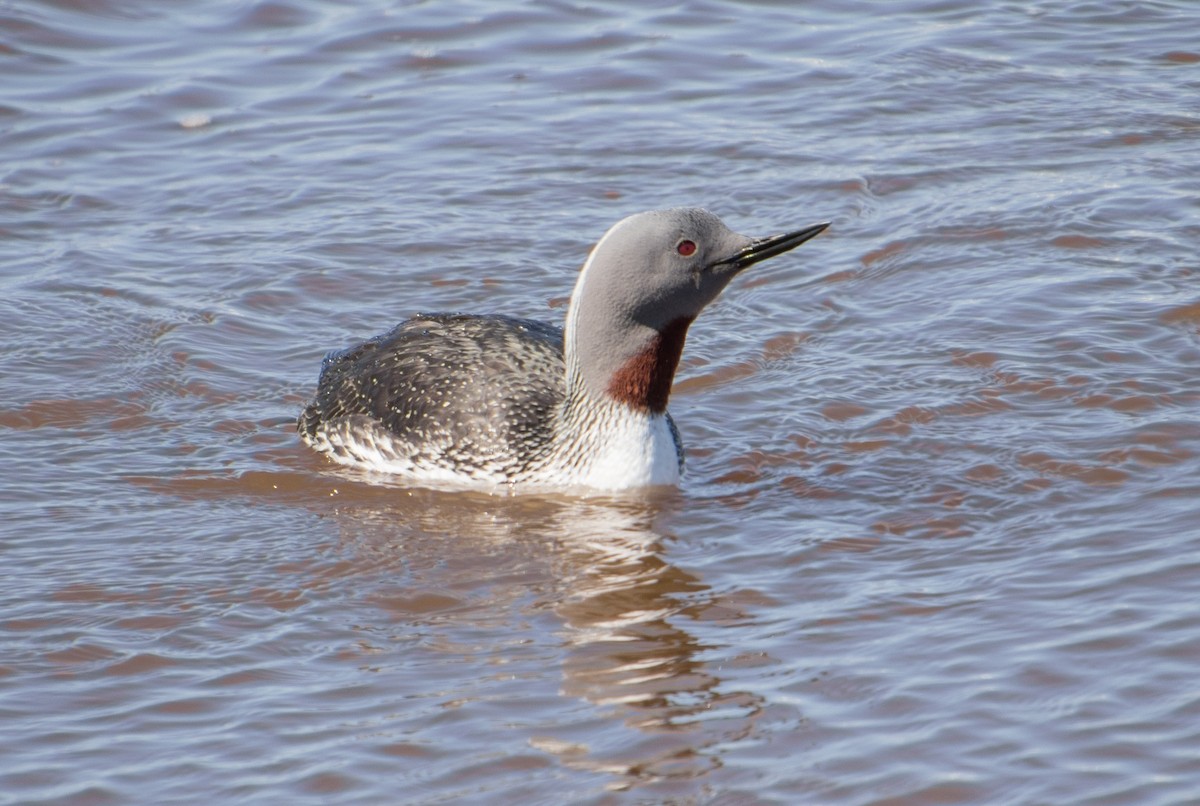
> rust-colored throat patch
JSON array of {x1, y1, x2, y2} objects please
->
[{"x1": 605, "y1": 317, "x2": 694, "y2": 413}]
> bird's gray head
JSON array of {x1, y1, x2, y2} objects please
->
[{"x1": 565, "y1": 207, "x2": 828, "y2": 413}]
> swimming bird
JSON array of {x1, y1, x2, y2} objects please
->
[{"x1": 298, "y1": 208, "x2": 828, "y2": 491}]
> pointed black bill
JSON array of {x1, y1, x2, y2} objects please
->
[{"x1": 725, "y1": 221, "x2": 830, "y2": 271}]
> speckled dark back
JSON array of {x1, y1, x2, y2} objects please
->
[{"x1": 299, "y1": 314, "x2": 566, "y2": 467}]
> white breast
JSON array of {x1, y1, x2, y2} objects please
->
[{"x1": 561, "y1": 409, "x2": 681, "y2": 491}]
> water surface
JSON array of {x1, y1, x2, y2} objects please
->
[{"x1": 3, "y1": 0, "x2": 1199, "y2": 803}]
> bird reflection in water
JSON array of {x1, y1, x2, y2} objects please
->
[
  {"x1": 315, "y1": 483, "x2": 766, "y2": 792},
  {"x1": 546, "y1": 509, "x2": 766, "y2": 789}
]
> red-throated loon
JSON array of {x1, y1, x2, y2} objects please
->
[{"x1": 298, "y1": 208, "x2": 828, "y2": 491}]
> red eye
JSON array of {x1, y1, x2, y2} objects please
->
[{"x1": 676, "y1": 239, "x2": 697, "y2": 257}]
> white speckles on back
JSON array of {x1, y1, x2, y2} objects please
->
[{"x1": 306, "y1": 415, "x2": 504, "y2": 485}]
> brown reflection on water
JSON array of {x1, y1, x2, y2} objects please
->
[
  {"x1": 546, "y1": 512, "x2": 760, "y2": 790},
  {"x1": 0, "y1": 395, "x2": 152, "y2": 431},
  {"x1": 148, "y1": 468, "x2": 764, "y2": 792}
]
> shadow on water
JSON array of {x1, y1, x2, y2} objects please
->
[{"x1": 138, "y1": 459, "x2": 765, "y2": 792}]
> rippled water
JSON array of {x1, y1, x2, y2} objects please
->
[{"x1": 3, "y1": 0, "x2": 1200, "y2": 803}]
